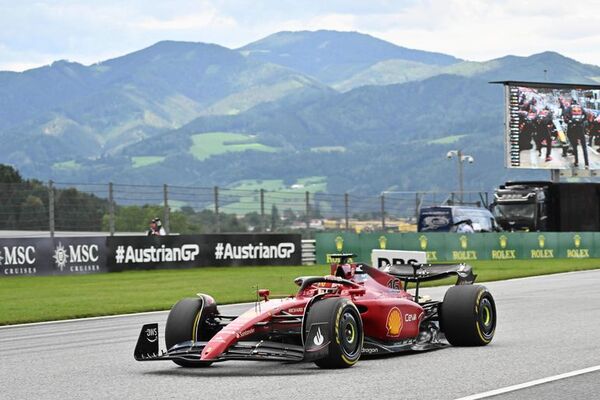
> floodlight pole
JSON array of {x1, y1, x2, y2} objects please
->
[
  {"x1": 458, "y1": 150, "x2": 464, "y2": 203},
  {"x1": 447, "y1": 149, "x2": 474, "y2": 204}
]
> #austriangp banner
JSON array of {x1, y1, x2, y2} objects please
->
[
  {"x1": 315, "y1": 232, "x2": 600, "y2": 264},
  {"x1": 107, "y1": 234, "x2": 301, "y2": 270},
  {"x1": 0, "y1": 233, "x2": 301, "y2": 277}
]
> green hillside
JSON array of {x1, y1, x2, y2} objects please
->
[
  {"x1": 0, "y1": 41, "x2": 327, "y2": 167},
  {"x1": 239, "y1": 30, "x2": 460, "y2": 84},
  {"x1": 337, "y1": 51, "x2": 600, "y2": 91},
  {"x1": 1, "y1": 31, "x2": 595, "y2": 194}
]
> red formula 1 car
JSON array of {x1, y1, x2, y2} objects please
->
[{"x1": 134, "y1": 254, "x2": 497, "y2": 369}]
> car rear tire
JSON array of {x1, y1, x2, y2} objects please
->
[
  {"x1": 440, "y1": 285, "x2": 496, "y2": 346},
  {"x1": 304, "y1": 297, "x2": 363, "y2": 369},
  {"x1": 165, "y1": 296, "x2": 217, "y2": 367}
]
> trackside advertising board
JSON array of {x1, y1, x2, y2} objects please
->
[
  {"x1": 0, "y1": 236, "x2": 107, "y2": 277},
  {"x1": 316, "y1": 232, "x2": 600, "y2": 264},
  {"x1": 371, "y1": 249, "x2": 426, "y2": 268},
  {"x1": 0, "y1": 234, "x2": 301, "y2": 277},
  {"x1": 107, "y1": 234, "x2": 301, "y2": 270}
]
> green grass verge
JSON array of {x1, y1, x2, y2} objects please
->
[{"x1": 2, "y1": 259, "x2": 599, "y2": 325}]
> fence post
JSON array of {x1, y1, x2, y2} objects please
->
[
  {"x1": 305, "y1": 191, "x2": 310, "y2": 230},
  {"x1": 415, "y1": 192, "x2": 420, "y2": 221},
  {"x1": 344, "y1": 193, "x2": 349, "y2": 231},
  {"x1": 214, "y1": 186, "x2": 220, "y2": 233},
  {"x1": 48, "y1": 180, "x2": 55, "y2": 238},
  {"x1": 108, "y1": 182, "x2": 115, "y2": 236},
  {"x1": 380, "y1": 194, "x2": 385, "y2": 231},
  {"x1": 163, "y1": 184, "x2": 170, "y2": 234},
  {"x1": 260, "y1": 189, "x2": 265, "y2": 232}
]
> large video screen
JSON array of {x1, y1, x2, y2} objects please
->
[{"x1": 505, "y1": 82, "x2": 600, "y2": 169}]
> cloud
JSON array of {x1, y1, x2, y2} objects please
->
[{"x1": 2, "y1": 0, "x2": 600, "y2": 71}]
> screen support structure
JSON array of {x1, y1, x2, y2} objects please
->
[{"x1": 550, "y1": 169, "x2": 560, "y2": 183}]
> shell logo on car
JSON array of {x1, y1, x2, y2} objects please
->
[{"x1": 386, "y1": 307, "x2": 403, "y2": 337}]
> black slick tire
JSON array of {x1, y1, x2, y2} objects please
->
[
  {"x1": 440, "y1": 285, "x2": 496, "y2": 346},
  {"x1": 165, "y1": 297, "x2": 213, "y2": 367},
  {"x1": 304, "y1": 297, "x2": 363, "y2": 369}
]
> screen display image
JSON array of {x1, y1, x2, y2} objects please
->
[{"x1": 505, "y1": 83, "x2": 600, "y2": 169}]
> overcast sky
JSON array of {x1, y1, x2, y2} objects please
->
[{"x1": 2, "y1": 0, "x2": 599, "y2": 72}]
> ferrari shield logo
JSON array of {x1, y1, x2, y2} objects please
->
[
  {"x1": 419, "y1": 235, "x2": 428, "y2": 250},
  {"x1": 499, "y1": 235, "x2": 507, "y2": 249},
  {"x1": 459, "y1": 235, "x2": 468, "y2": 250},
  {"x1": 335, "y1": 236, "x2": 344, "y2": 252},
  {"x1": 386, "y1": 307, "x2": 403, "y2": 337},
  {"x1": 538, "y1": 235, "x2": 545, "y2": 248},
  {"x1": 573, "y1": 234, "x2": 581, "y2": 248},
  {"x1": 378, "y1": 236, "x2": 387, "y2": 249}
]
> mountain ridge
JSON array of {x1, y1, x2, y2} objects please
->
[{"x1": 1, "y1": 30, "x2": 598, "y2": 193}]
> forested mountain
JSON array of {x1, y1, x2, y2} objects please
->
[{"x1": 1, "y1": 31, "x2": 592, "y2": 193}]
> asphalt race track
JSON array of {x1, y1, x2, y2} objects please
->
[{"x1": 2, "y1": 270, "x2": 600, "y2": 400}]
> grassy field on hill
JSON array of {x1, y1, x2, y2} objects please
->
[
  {"x1": 219, "y1": 176, "x2": 328, "y2": 214},
  {"x1": 189, "y1": 132, "x2": 277, "y2": 161}
]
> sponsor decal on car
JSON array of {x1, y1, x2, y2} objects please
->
[
  {"x1": 386, "y1": 307, "x2": 403, "y2": 337},
  {"x1": 237, "y1": 328, "x2": 255, "y2": 339},
  {"x1": 361, "y1": 347, "x2": 379, "y2": 354},
  {"x1": 145, "y1": 326, "x2": 158, "y2": 343}
]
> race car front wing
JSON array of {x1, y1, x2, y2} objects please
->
[{"x1": 134, "y1": 323, "x2": 304, "y2": 364}]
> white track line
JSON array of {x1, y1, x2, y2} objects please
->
[
  {"x1": 0, "y1": 310, "x2": 169, "y2": 329},
  {"x1": 455, "y1": 365, "x2": 600, "y2": 400},
  {"x1": 0, "y1": 302, "x2": 253, "y2": 330}
]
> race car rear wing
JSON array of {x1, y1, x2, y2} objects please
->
[
  {"x1": 383, "y1": 263, "x2": 476, "y2": 304},
  {"x1": 383, "y1": 263, "x2": 477, "y2": 285}
]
